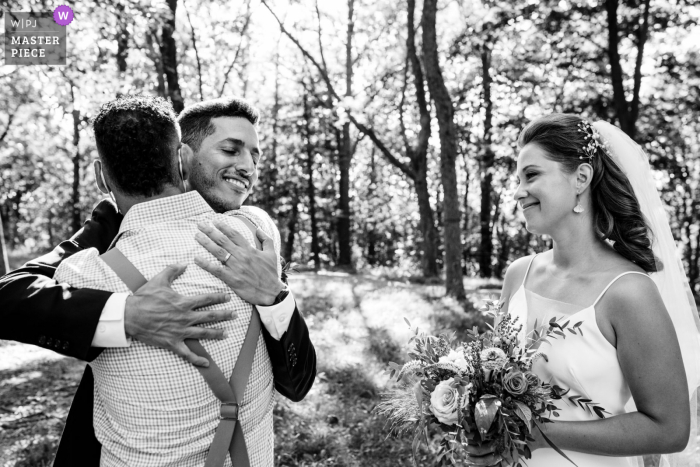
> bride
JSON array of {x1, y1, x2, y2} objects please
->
[{"x1": 474, "y1": 114, "x2": 700, "y2": 466}]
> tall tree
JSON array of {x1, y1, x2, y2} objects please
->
[
  {"x1": 421, "y1": 0, "x2": 465, "y2": 298},
  {"x1": 406, "y1": 0, "x2": 439, "y2": 278},
  {"x1": 116, "y1": 2, "x2": 129, "y2": 74},
  {"x1": 605, "y1": 0, "x2": 650, "y2": 139},
  {"x1": 478, "y1": 39, "x2": 495, "y2": 277},
  {"x1": 337, "y1": 0, "x2": 355, "y2": 267},
  {"x1": 161, "y1": 0, "x2": 184, "y2": 113},
  {"x1": 67, "y1": 81, "x2": 83, "y2": 234},
  {"x1": 303, "y1": 80, "x2": 321, "y2": 270}
]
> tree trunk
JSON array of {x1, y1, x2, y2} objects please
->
[
  {"x1": 367, "y1": 147, "x2": 377, "y2": 265},
  {"x1": 284, "y1": 194, "x2": 299, "y2": 262},
  {"x1": 0, "y1": 212, "x2": 8, "y2": 275},
  {"x1": 266, "y1": 44, "x2": 282, "y2": 215},
  {"x1": 161, "y1": 0, "x2": 184, "y2": 114},
  {"x1": 71, "y1": 108, "x2": 82, "y2": 234},
  {"x1": 421, "y1": 0, "x2": 465, "y2": 299},
  {"x1": 303, "y1": 86, "x2": 321, "y2": 270},
  {"x1": 337, "y1": 0, "x2": 355, "y2": 268},
  {"x1": 461, "y1": 153, "x2": 470, "y2": 273},
  {"x1": 605, "y1": 0, "x2": 650, "y2": 139},
  {"x1": 407, "y1": 0, "x2": 439, "y2": 279},
  {"x1": 146, "y1": 28, "x2": 166, "y2": 97},
  {"x1": 415, "y1": 173, "x2": 439, "y2": 276},
  {"x1": 479, "y1": 44, "x2": 494, "y2": 277},
  {"x1": 116, "y1": 2, "x2": 129, "y2": 73}
]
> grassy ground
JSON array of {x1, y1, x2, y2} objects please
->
[{"x1": 0, "y1": 272, "x2": 500, "y2": 466}]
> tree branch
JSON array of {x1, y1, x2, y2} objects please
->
[
  {"x1": 399, "y1": 57, "x2": 411, "y2": 156},
  {"x1": 630, "y1": 0, "x2": 651, "y2": 127},
  {"x1": 407, "y1": 0, "x2": 431, "y2": 164},
  {"x1": 219, "y1": 0, "x2": 252, "y2": 97},
  {"x1": 315, "y1": 0, "x2": 330, "y2": 77},
  {"x1": 183, "y1": 0, "x2": 204, "y2": 101},
  {"x1": 261, "y1": 0, "x2": 413, "y2": 178},
  {"x1": 347, "y1": 116, "x2": 414, "y2": 178},
  {"x1": 605, "y1": 0, "x2": 631, "y2": 134},
  {"x1": 0, "y1": 104, "x2": 20, "y2": 145}
]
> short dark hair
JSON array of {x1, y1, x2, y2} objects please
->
[
  {"x1": 178, "y1": 97, "x2": 259, "y2": 153},
  {"x1": 518, "y1": 113, "x2": 660, "y2": 272},
  {"x1": 93, "y1": 95, "x2": 180, "y2": 197}
]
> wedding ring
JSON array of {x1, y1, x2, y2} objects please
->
[{"x1": 222, "y1": 252, "x2": 232, "y2": 265}]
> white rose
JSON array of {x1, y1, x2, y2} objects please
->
[
  {"x1": 430, "y1": 378, "x2": 465, "y2": 425},
  {"x1": 438, "y1": 349, "x2": 471, "y2": 373}
]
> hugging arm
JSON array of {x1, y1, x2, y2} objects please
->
[
  {"x1": 0, "y1": 200, "x2": 121, "y2": 361},
  {"x1": 195, "y1": 218, "x2": 317, "y2": 402}
]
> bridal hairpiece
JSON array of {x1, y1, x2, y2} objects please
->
[{"x1": 577, "y1": 120, "x2": 611, "y2": 161}]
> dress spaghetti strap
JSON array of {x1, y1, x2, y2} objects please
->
[
  {"x1": 592, "y1": 271, "x2": 651, "y2": 307},
  {"x1": 520, "y1": 254, "x2": 539, "y2": 288}
]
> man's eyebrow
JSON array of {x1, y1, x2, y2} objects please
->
[{"x1": 221, "y1": 138, "x2": 261, "y2": 155}]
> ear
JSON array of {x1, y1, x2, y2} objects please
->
[
  {"x1": 576, "y1": 163, "x2": 594, "y2": 192},
  {"x1": 93, "y1": 160, "x2": 110, "y2": 194},
  {"x1": 180, "y1": 143, "x2": 193, "y2": 182}
]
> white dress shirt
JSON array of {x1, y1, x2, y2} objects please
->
[{"x1": 91, "y1": 290, "x2": 295, "y2": 347}]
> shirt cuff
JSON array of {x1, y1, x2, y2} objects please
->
[
  {"x1": 256, "y1": 289, "x2": 295, "y2": 340},
  {"x1": 91, "y1": 293, "x2": 131, "y2": 348}
]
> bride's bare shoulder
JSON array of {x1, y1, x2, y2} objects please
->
[{"x1": 501, "y1": 254, "x2": 538, "y2": 298}]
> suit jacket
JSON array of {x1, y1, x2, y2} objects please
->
[{"x1": 0, "y1": 200, "x2": 316, "y2": 467}]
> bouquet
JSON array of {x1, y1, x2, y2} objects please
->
[{"x1": 377, "y1": 300, "x2": 607, "y2": 467}]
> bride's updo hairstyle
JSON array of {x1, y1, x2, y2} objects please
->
[{"x1": 517, "y1": 113, "x2": 660, "y2": 273}]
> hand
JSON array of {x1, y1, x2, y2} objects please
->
[
  {"x1": 194, "y1": 220, "x2": 285, "y2": 306},
  {"x1": 124, "y1": 263, "x2": 234, "y2": 367},
  {"x1": 465, "y1": 440, "x2": 502, "y2": 466}
]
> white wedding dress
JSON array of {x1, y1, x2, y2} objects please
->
[{"x1": 508, "y1": 254, "x2": 644, "y2": 467}]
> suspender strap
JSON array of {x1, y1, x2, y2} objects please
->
[{"x1": 99, "y1": 247, "x2": 259, "y2": 467}]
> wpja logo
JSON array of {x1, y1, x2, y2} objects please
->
[{"x1": 3, "y1": 6, "x2": 72, "y2": 66}]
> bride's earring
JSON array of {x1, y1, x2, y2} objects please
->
[{"x1": 573, "y1": 189, "x2": 584, "y2": 213}]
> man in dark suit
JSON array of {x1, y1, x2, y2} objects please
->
[{"x1": 0, "y1": 96, "x2": 316, "y2": 466}]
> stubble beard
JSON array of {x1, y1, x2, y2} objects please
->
[{"x1": 189, "y1": 165, "x2": 245, "y2": 214}]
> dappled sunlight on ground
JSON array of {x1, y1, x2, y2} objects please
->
[
  {"x1": 0, "y1": 351, "x2": 85, "y2": 467},
  {"x1": 0, "y1": 340, "x2": 67, "y2": 372},
  {"x1": 1, "y1": 272, "x2": 497, "y2": 466},
  {"x1": 269, "y1": 273, "x2": 495, "y2": 466}
]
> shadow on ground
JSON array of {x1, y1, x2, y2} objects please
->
[{"x1": 0, "y1": 273, "x2": 497, "y2": 466}]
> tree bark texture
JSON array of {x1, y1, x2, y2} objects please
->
[
  {"x1": 407, "y1": 0, "x2": 439, "y2": 278},
  {"x1": 337, "y1": 0, "x2": 355, "y2": 267},
  {"x1": 421, "y1": 0, "x2": 465, "y2": 299},
  {"x1": 605, "y1": 0, "x2": 650, "y2": 139},
  {"x1": 71, "y1": 108, "x2": 81, "y2": 235},
  {"x1": 303, "y1": 87, "x2": 321, "y2": 270},
  {"x1": 116, "y1": 2, "x2": 129, "y2": 73},
  {"x1": 284, "y1": 194, "x2": 299, "y2": 262},
  {"x1": 161, "y1": 0, "x2": 184, "y2": 114},
  {"x1": 479, "y1": 44, "x2": 494, "y2": 277}
]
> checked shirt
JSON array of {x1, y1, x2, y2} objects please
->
[{"x1": 55, "y1": 192, "x2": 281, "y2": 467}]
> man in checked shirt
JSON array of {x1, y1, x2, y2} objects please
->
[{"x1": 50, "y1": 95, "x2": 311, "y2": 466}]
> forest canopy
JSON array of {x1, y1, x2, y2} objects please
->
[{"x1": 1, "y1": 0, "x2": 699, "y2": 299}]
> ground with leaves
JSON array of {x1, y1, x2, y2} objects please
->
[{"x1": 0, "y1": 272, "x2": 499, "y2": 467}]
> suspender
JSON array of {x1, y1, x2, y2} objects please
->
[{"x1": 99, "y1": 246, "x2": 260, "y2": 467}]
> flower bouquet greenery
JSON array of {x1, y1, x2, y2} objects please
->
[{"x1": 377, "y1": 300, "x2": 602, "y2": 467}]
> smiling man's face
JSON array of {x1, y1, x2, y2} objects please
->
[{"x1": 188, "y1": 116, "x2": 260, "y2": 212}]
